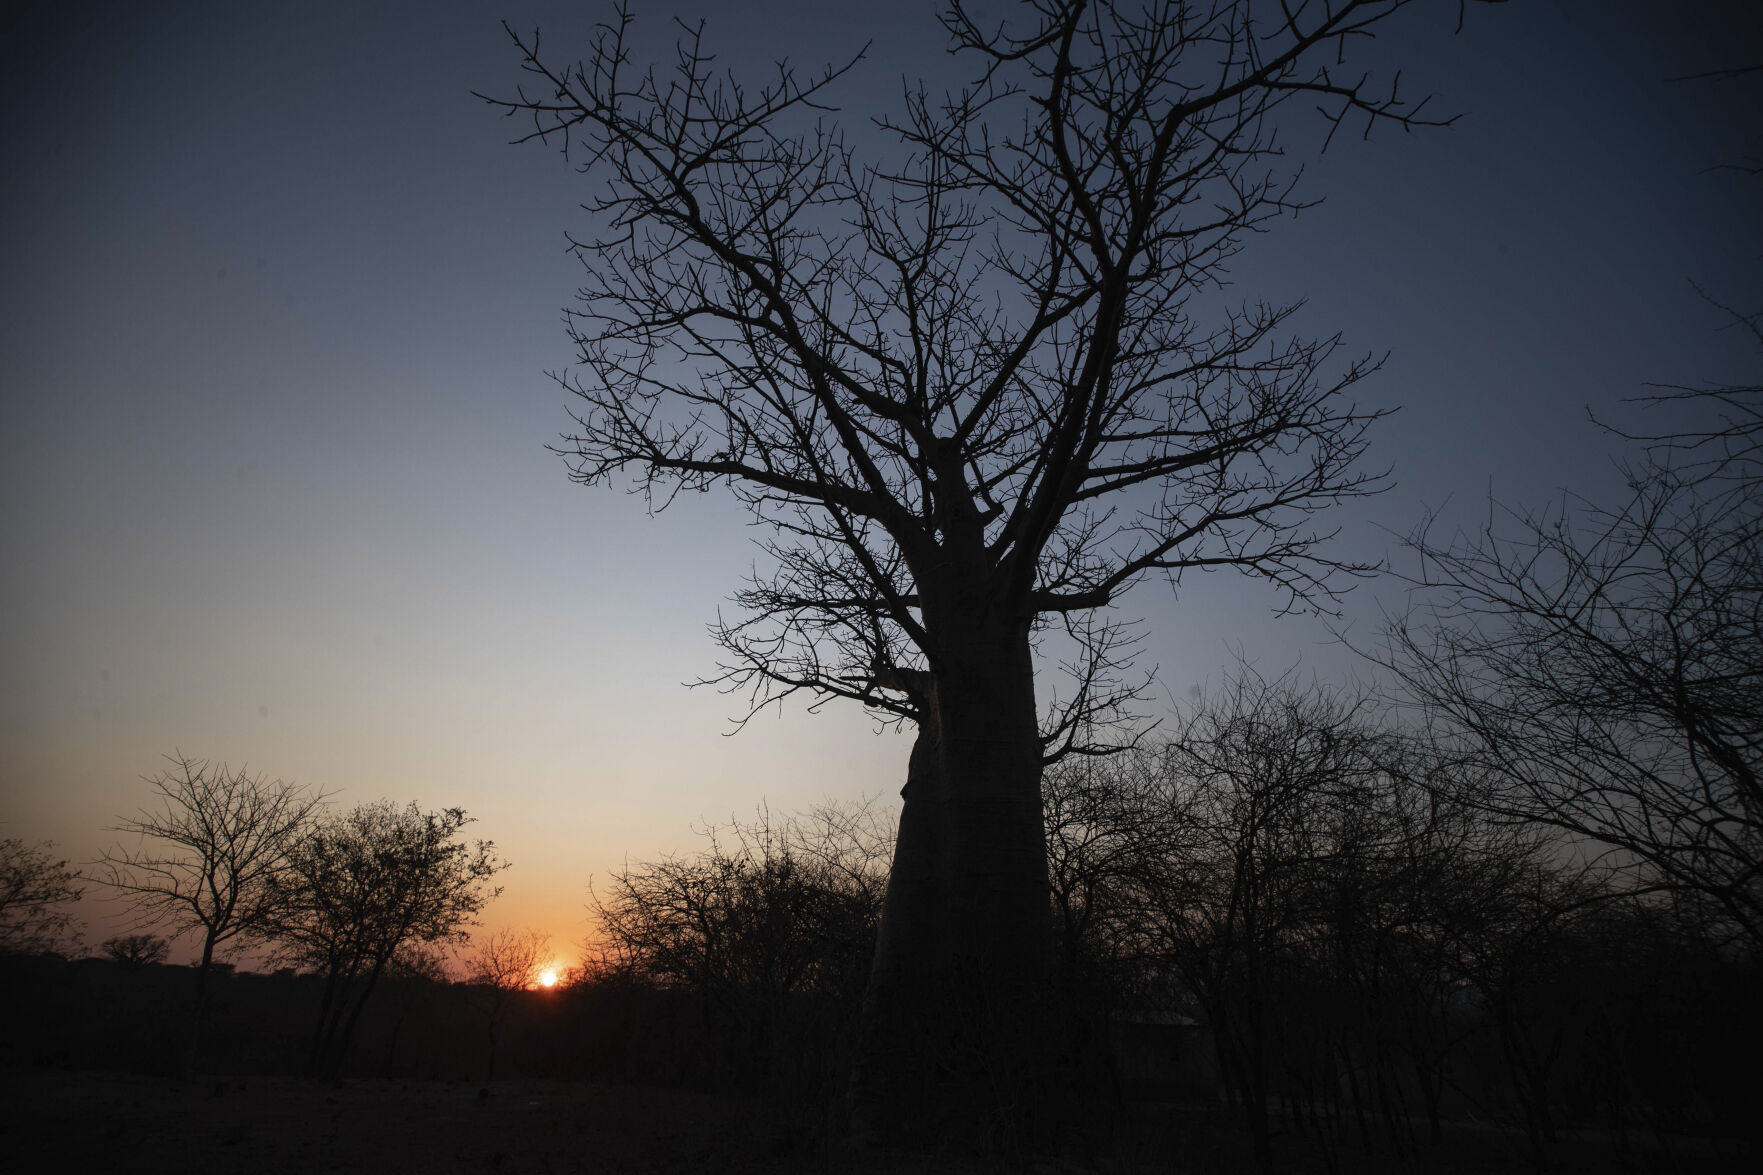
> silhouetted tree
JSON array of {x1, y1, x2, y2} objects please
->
[
  {"x1": 1386, "y1": 342, "x2": 1762, "y2": 949},
  {"x1": 380, "y1": 941, "x2": 451, "y2": 1078},
  {"x1": 266, "y1": 801, "x2": 508, "y2": 1079},
  {"x1": 101, "y1": 933, "x2": 170, "y2": 967},
  {"x1": 1148, "y1": 672, "x2": 1401, "y2": 1173},
  {"x1": 590, "y1": 800, "x2": 890, "y2": 1091},
  {"x1": 1338, "y1": 735, "x2": 1552, "y2": 1149},
  {"x1": 0, "y1": 837, "x2": 83, "y2": 955},
  {"x1": 466, "y1": 926, "x2": 550, "y2": 1079},
  {"x1": 1438, "y1": 855, "x2": 1605, "y2": 1160},
  {"x1": 484, "y1": 0, "x2": 1489, "y2": 1136},
  {"x1": 95, "y1": 754, "x2": 326, "y2": 1059},
  {"x1": 594, "y1": 801, "x2": 889, "y2": 996},
  {"x1": 1043, "y1": 670, "x2": 1585, "y2": 1168},
  {"x1": 1041, "y1": 743, "x2": 1174, "y2": 1085}
]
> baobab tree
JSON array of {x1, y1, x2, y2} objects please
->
[
  {"x1": 102, "y1": 934, "x2": 171, "y2": 967},
  {"x1": 484, "y1": 0, "x2": 1486, "y2": 1138}
]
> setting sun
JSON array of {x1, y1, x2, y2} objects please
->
[{"x1": 538, "y1": 969, "x2": 558, "y2": 988}]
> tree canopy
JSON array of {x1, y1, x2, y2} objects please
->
[
  {"x1": 0, "y1": 837, "x2": 83, "y2": 955},
  {"x1": 269, "y1": 801, "x2": 508, "y2": 1077}
]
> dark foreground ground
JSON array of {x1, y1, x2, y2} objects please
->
[{"x1": 2, "y1": 1069, "x2": 1751, "y2": 1174}]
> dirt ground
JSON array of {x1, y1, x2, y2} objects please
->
[
  {"x1": 3, "y1": 1068, "x2": 1752, "y2": 1174},
  {"x1": 1, "y1": 1069, "x2": 901, "y2": 1175}
]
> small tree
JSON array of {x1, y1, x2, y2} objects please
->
[
  {"x1": 593, "y1": 801, "x2": 890, "y2": 1000},
  {"x1": 102, "y1": 933, "x2": 170, "y2": 967},
  {"x1": 466, "y1": 927, "x2": 551, "y2": 1079},
  {"x1": 591, "y1": 799, "x2": 892, "y2": 1091},
  {"x1": 267, "y1": 801, "x2": 508, "y2": 1079},
  {"x1": 96, "y1": 754, "x2": 327, "y2": 1055},
  {"x1": 1152, "y1": 673, "x2": 1397, "y2": 1173},
  {"x1": 0, "y1": 837, "x2": 83, "y2": 955}
]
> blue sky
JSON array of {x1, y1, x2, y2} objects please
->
[{"x1": 3, "y1": 0, "x2": 1758, "y2": 959}]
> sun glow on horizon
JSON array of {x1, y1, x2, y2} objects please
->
[{"x1": 538, "y1": 969, "x2": 558, "y2": 988}]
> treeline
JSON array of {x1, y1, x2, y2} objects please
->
[
  {"x1": 578, "y1": 801, "x2": 892, "y2": 1114},
  {"x1": 0, "y1": 789, "x2": 888, "y2": 1112},
  {"x1": 0, "y1": 951, "x2": 566, "y2": 1080},
  {"x1": 548, "y1": 676, "x2": 1757, "y2": 1166},
  {"x1": 1, "y1": 758, "x2": 507, "y2": 1080},
  {"x1": 1044, "y1": 673, "x2": 1758, "y2": 1168},
  {"x1": 3, "y1": 710, "x2": 1757, "y2": 1166}
]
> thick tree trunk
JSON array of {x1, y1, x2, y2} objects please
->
[
  {"x1": 935, "y1": 617, "x2": 1054, "y2": 1121},
  {"x1": 324, "y1": 959, "x2": 389, "y2": 1080},
  {"x1": 185, "y1": 932, "x2": 217, "y2": 1075},
  {"x1": 850, "y1": 608, "x2": 1054, "y2": 1148},
  {"x1": 850, "y1": 718, "x2": 947, "y2": 1143},
  {"x1": 307, "y1": 966, "x2": 345, "y2": 1078}
]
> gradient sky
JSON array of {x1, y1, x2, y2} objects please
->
[{"x1": 3, "y1": 0, "x2": 1759, "y2": 966}]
